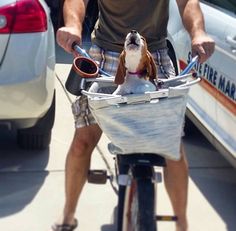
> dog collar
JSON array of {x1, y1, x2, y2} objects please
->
[{"x1": 128, "y1": 70, "x2": 146, "y2": 76}]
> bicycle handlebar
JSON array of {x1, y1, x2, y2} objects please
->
[{"x1": 72, "y1": 42, "x2": 199, "y2": 79}]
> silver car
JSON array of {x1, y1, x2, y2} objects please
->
[
  {"x1": 168, "y1": 0, "x2": 236, "y2": 167},
  {"x1": 0, "y1": 0, "x2": 55, "y2": 149}
]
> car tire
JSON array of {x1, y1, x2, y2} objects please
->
[{"x1": 17, "y1": 91, "x2": 56, "y2": 150}]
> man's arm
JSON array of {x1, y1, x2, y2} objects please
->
[
  {"x1": 57, "y1": 0, "x2": 89, "y2": 53},
  {"x1": 176, "y1": 0, "x2": 215, "y2": 63}
]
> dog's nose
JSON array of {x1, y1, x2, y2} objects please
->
[{"x1": 130, "y1": 30, "x2": 137, "y2": 34}]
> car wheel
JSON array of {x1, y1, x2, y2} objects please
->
[{"x1": 17, "y1": 91, "x2": 56, "y2": 150}]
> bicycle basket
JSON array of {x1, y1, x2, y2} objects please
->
[{"x1": 84, "y1": 82, "x2": 190, "y2": 160}]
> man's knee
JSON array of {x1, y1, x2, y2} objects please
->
[
  {"x1": 70, "y1": 124, "x2": 102, "y2": 155},
  {"x1": 166, "y1": 143, "x2": 188, "y2": 169},
  {"x1": 166, "y1": 155, "x2": 188, "y2": 170}
]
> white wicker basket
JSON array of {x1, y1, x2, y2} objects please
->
[{"x1": 83, "y1": 76, "x2": 200, "y2": 160}]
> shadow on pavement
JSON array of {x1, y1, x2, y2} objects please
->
[
  {"x1": 0, "y1": 128, "x2": 49, "y2": 218},
  {"x1": 183, "y1": 122, "x2": 236, "y2": 231}
]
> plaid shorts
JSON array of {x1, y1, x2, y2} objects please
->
[{"x1": 72, "y1": 45, "x2": 176, "y2": 128}]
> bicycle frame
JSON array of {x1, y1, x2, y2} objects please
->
[{"x1": 116, "y1": 153, "x2": 167, "y2": 231}]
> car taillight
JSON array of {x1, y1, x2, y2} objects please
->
[{"x1": 0, "y1": 0, "x2": 47, "y2": 33}]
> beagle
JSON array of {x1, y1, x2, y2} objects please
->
[{"x1": 113, "y1": 30, "x2": 157, "y2": 95}]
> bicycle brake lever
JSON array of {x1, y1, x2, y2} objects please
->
[{"x1": 180, "y1": 56, "x2": 199, "y2": 76}]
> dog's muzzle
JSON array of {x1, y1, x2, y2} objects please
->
[{"x1": 125, "y1": 30, "x2": 141, "y2": 50}]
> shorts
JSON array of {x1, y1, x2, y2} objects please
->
[{"x1": 72, "y1": 45, "x2": 176, "y2": 128}]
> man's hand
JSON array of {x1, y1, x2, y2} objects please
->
[
  {"x1": 191, "y1": 31, "x2": 215, "y2": 63},
  {"x1": 56, "y1": 0, "x2": 88, "y2": 54},
  {"x1": 176, "y1": 0, "x2": 215, "y2": 63},
  {"x1": 56, "y1": 26, "x2": 82, "y2": 54}
]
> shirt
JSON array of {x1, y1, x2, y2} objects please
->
[{"x1": 91, "y1": 0, "x2": 169, "y2": 52}]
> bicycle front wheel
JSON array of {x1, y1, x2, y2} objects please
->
[{"x1": 122, "y1": 177, "x2": 157, "y2": 231}]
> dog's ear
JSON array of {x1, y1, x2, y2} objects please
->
[
  {"x1": 146, "y1": 50, "x2": 157, "y2": 81},
  {"x1": 115, "y1": 51, "x2": 126, "y2": 84}
]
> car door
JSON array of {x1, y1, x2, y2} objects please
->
[
  {"x1": 201, "y1": 0, "x2": 236, "y2": 161},
  {"x1": 168, "y1": 0, "x2": 236, "y2": 166}
]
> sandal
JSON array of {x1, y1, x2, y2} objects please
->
[{"x1": 51, "y1": 219, "x2": 78, "y2": 231}]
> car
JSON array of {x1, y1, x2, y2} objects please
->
[
  {"x1": 167, "y1": 0, "x2": 236, "y2": 167},
  {"x1": 0, "y1": 0, "x2": 56, "y2": 150}
]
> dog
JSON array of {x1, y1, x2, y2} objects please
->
[{"x1": 113, "y1": 30, "x2": 157, "y2": 95}]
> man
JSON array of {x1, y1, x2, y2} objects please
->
[{"x1": 52, "y1": 1, "x2": 215, "y2": 231}]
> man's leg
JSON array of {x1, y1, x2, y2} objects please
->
[
  {"x1": 163, "y1": 142, "x2": 189, "y2": 231},
  {"x1": 55, "y1": 124, "x2": 102, "y2": 226}
]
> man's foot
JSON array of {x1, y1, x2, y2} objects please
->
[{"x1": 51, "y1": 218, "x2": 78, "y2": 231}]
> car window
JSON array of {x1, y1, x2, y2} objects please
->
[{"x1": 203, "y1": 0, "x2": 236, "y2": 14}]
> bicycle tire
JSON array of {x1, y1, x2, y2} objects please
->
[
  {"x1": 116, "y1": 157, "x2": 129, "y2": 231},
  {"x1": 121, "y1": 177, "x2": 157, "y2": 231},
  {"x1": 117, "y1": 184, "x2": 126, "y2": 231}
]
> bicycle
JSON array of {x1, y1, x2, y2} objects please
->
[{"x1": 66, "y1": 44, "x2": 200, "y2": 231}]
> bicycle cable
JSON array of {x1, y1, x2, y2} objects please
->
[{"x1": 55, "y1": 72, "x2": 73, "y2": 105}]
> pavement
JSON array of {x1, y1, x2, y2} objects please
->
[{"x1": 0, "y1": 45, "x2": 236, "y2": 231}]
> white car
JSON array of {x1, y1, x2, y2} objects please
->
[
  {"x1": 0, "y1": 0, "x2": 55, "y2": 149},
  {"x1": 168, "y1": 0, "x2": 236, "y2": 167}
]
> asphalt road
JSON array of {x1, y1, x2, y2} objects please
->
[{"x1": 0, "y1": 46, "x2": 235, "y2": 231}]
